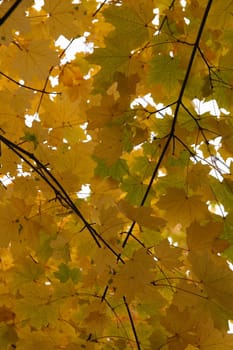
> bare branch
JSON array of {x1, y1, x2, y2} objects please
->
[
  {"x1": 123, "y1": 296, "x2": 141, "y2": 350},
  {"x1": 0, "y1": 0, "x2": 23, "y2": 26}
]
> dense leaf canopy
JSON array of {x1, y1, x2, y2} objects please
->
[{"x1": 1, "y1": 0, "x2": 233, "y2": 349}]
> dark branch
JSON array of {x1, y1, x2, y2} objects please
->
[
  {"x1": 123, "y1": 296, "x2": 141, "y2": 350},
  {"x1": 0, "y1": 134, "x2": 124, "y2": 263},
  {"x1": 92, "y1": 0, "x2": 108, "y2": 17},
  {"x1": 0, "y1": 71, "x2": 61, "y2": 95},
  {"x1": 122, "y1": 0, "x2": 213, "y2": 248},
  {"x1": 151, "y1": 281, "x2": 209, "y2": 300},
  {"x1": 0, "y1": 0, "x2": 23, "y2": 26}
]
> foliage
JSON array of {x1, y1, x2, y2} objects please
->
[{"x1": 1, "y1": 0, "x2": 233, "y2": 349}]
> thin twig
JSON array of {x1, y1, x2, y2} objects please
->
[
  {"x1": 0, "y1": 71, "x2": 60, "y2": 95},
  {"x1": 123, "y1": 296, "x2": 141, "y2": 350},
  {"x1": 151, "y1": 282, "x2": 209, "y2": 300},
  {"x1": 92, "y1": 0, "x2": 108, "y2": 17}
]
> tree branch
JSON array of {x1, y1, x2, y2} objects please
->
[
  {"x1": 123, "y1": 296, "x2": 141, "y2": 350},
  {"x1": 0, "y1": 133, "x2": 124, "y2": 263},
  {"x1": 122, "y1": 0, "x2": 213, "y2": 248},
  {"x1": 0, "y1": 71, "x2": 60, "y2": 95},
  {"x1": 0, "y1": 0, "x2": 23, "y2": 26},
  {"x1": 92, "y1": 0, "x2": 108, "y2": 17}
]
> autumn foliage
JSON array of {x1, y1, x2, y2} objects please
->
[{"x1": 1, "y1": 0, "x2": 233, "y2": 349}]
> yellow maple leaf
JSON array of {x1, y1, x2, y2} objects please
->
[
  {"x1": 113, "y1": 248, "x2": 156, "y2": 301},
  {"x1": 0, "y1": 198, "x2": 32, "y2": 247},
  {"x1": 161, "y1": 304, "x2": 197, "y2": 349},
  {"x1": 43, "y1": 0, "x2": 97, "y2": 40},
  {"x1": 11, "y1": 38, "x2": 59, "y2": 81},
  {"x1": 157, "y1": 188, "x2": 208, "y2": 227},
  {"x1": 51, "y1": 142, "x2": 95, "y2": 190},
  {"x1": 94, "y1": 125, "x2": 123, "y2": 166},
  {"x1": 59, "y1": 63, "x2": 92, "y2": 103},
  {"x1": 155, "y1": 239, "x2": 182, "y2": 270},
  {"x1": 196, "y1": 317, "x2": 233, "y2": 350},
  {"x1": 0, "y1": 144, "x2": 20, "y2": 176},
  {"x1": 0, "y1": 89, "x2": 26, "y2": 141},
  {"x1": 42, "y1": 0, "x2": 80, "y2": 38},
  {"x1": 60, "y1": 63, "x2": 84, "y2": 87},
  {"x1": 40, "y1": 93, "x2": 86, "y2": 132},
  {"x1": 118, "y1": 199, "x2": 166, "y2": 229},
  {"x1": 0, "y1": 0, "x2": 32, "y2": 45},
  {"x1": 187, "y1": 163, "x2": 213, "y2": 194},
  {"x1": 93, "y1": 205, "x2": 125, "y2": 241},
  {"x1": 90, "y1": 176, "x2": 121, "y2": 209},
  {"x1": 189, "y1": 251, "x2": 233, "y2": 313},
  {"x1": 87, "y1": 94, "x2": 125, "y2": 130},
  {"x1": 187, "y1": 221, "x2": 227, "y2": 253}
]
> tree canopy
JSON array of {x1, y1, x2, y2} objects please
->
[{"x1": 1, "y1": 0, "x2": 233, "y2": 349}]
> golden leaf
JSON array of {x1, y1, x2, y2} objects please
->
[
  {"x1": 118, "y1": 199, "x2": 166, "y2": 229},
  {"x1": 157, "y1": 188, "x2": 208, "y2": 227}
]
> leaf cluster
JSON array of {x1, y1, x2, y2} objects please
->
[{"x1": 1, "y1": 0, "x2": 233, "y2": 349}]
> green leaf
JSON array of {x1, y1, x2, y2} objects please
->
[
  {"x1": 94, "y1": 157, "x2": 129, "y2": 181},
  {"x1": 149, "y1": 54, "x2": 183, "y2": 99},
  {"x1": 54, "y1": 263, "x2": 81, "y2": 283},
  {"x1": 54, "y1": 263, "x2": 70, "y2": 283},
  {"x1": 20, "y1": 131, "x2": 38, "y2": 149}
]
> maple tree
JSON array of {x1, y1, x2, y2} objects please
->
[{"x1": 1, "y1": 0, "x2": 233, "y2": 348}]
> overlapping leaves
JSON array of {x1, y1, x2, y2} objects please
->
[{"x1": 1, "y1": 0, "x2": 233, "y2": 349}]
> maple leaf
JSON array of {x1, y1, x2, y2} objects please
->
[
  {"x1": 42, "y1": 0, "x2": 80, "y2": 39},
  {"x1": 157, "y1": 187, "x2": 209, "y2": 228},
  {"x1": 87, "y1": 36, "x2": 134, "y2": 91},
  {"x1": 189, "y1": 251, "x2": 233, "y2": 316},
  {"x1": 155, "y1": 238, "x2": 182, "y2": 270},
  {"x1": 103, "y1": 1, "x2": 153, "y2": 47},
  {"x1": 196, "y1": 317, "x2": 233, "y2": 350},
  {"x1": 186, "y1": 221, "x2": 226, "y2": 253},
  {"x1": 149, "y1": 54, "x2": 184, "y2": 99},
  {"x1": 0, "y1": 197, "x2": 32, "y2": 247},
  {"x1": 161, "y1": 304, "x2": 197, "y2": 349},
  {"x1": 113, "y1": 248, "x2": 156, "y2": 302},
  {"x1": 93, "y1": 205, "x2": 124, "y2": 240},
  {"x1": 118, "y1": 199, "x2": 166, "y2": 230},
  {"x1": 93, "y1": 125, "x2": 123, "y2": 166},
  {"x1": 11, "y1": 38, "x2": 59, "y2": 82},
  {"x1": 0, "y1": 0, "x2": 32, "y2": 44}
]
